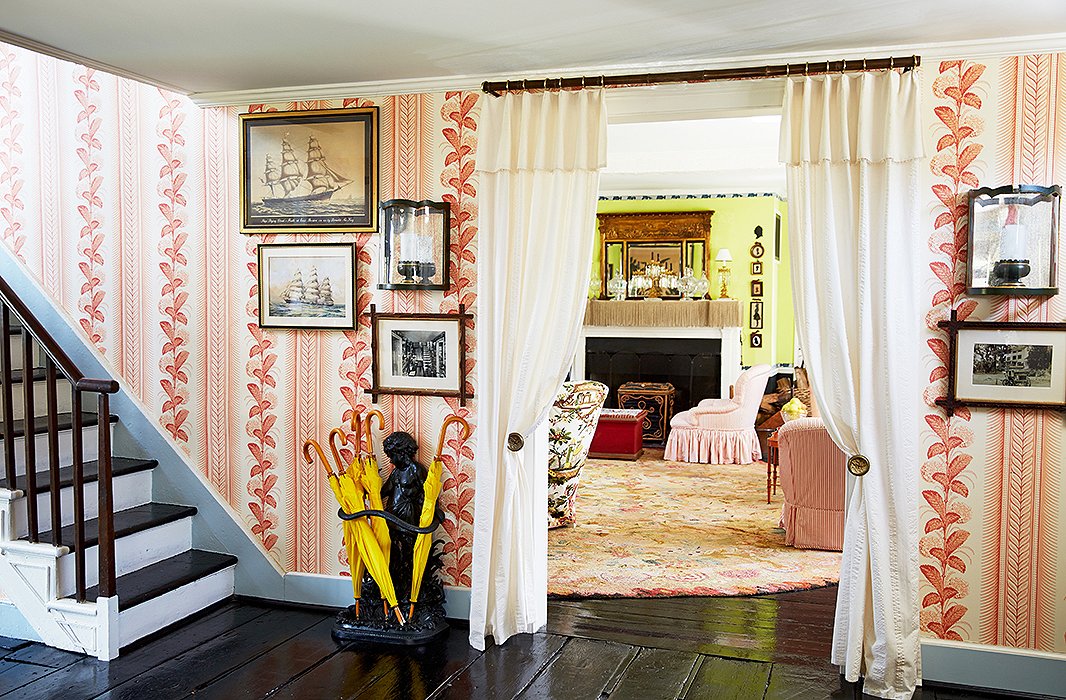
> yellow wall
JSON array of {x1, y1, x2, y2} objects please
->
[{"x1": 595, "y1": 195, "x2": 794, "y2": 367}]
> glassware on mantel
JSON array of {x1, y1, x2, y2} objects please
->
[
  {"x1": 692, "y1": 273, "x2": 710, "y2": 300},
  {"x1": 588, "y1": 274, "x2": 602, "y2": 300},
  {"x1": 679, "y1": 267, "x2": 697, "y2": 299},
  {"x1": 607, "y1": 272, "x2": 628, "y2": 301}
]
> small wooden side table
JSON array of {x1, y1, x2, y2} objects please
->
[{"x1": 766, "y1": 432, "x2": 780, "y2": 504}]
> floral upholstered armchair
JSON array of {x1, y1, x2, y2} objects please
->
[{"x1": 548, "y1": 381, "x2": 608, "y2": 528}]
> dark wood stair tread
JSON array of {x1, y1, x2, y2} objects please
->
[
  {"x1": 35, "y1": 502, "x2": 197, "y2": 551},
  {"x1": 0, "y1": 411, "x2": 115, "y2": 439},
  {"x1": 0, "y1": 457, "x2": 157, "y2": 491},
  {"x1": 84, "y1": 550, "x2": 237, "y2": 611}
]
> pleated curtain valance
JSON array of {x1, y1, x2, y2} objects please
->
[
  {"x1": 476, "y1": 89, "x2": 607, "y2": 172},
  {"x1": 779, "y1": 70, "x2": 925, "y2": 165}
]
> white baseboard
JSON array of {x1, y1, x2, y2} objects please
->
[
  {"x1": 922, "y1": 638, "x2": 1066, "y2": 698},
  {"x1": 282, "y1": 572, "x2": 471, "y2": 620}
]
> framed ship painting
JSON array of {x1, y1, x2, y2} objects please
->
[
  {"x1": 257, "y1": 243, "x2": 356, "y2": 329},
  {"x1": 240, "y1": 107, "x2": 379, "y2": 233}
]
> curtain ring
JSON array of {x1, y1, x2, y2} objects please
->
[
  {"x1": 505, "y1": 80, "x2": 511, "y2": 92},
  {"x1": 862, "y1": 58, "x2": 868, "y2": 71},
  {"x1": 889, "y1": 56, "x2": 895, "y2": 70},
  {"x1": 580, "y1": 76, "x2": 586, "y2": 88},
  {"x1": 804, "y1": 62, "x2": 809, "y2": 75},
  {"x1": 600, "y1": 75, "x2": 605, "y2": 88},
  {"x1": 785, "y1": 63, "x2": 790, "y2": 77}
]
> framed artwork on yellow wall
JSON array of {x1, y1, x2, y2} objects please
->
[
  {"x1": 751, "y1": 261, "x2": 763, "y2": 275},
  {"x1": 240, "y1": 107, "x2": 379, "y2": 233}
]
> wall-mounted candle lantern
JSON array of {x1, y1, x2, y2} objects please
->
[
  {"x1": 967, "y1": 185, "x2": 1060, "y2": 296},
  {"x1": 379, "y1": 199, "x2": 451, "y2": 291}
]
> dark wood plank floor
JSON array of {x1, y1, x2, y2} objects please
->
[{"x1": 0, "y1": 587, "x2": 1019, "y2": 699}]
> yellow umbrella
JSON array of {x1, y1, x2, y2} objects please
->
[
  {"x1": 342, "y1": 409, "x2": 405, "y2": 625},
  {"x1": 360, "y1": 409, "x2": 391, "y2": 566},
  {"x1": 304, "y1": 439, "x2": 362, "y2": 602},
  {"x1": 328, "y1": 428, "x2": 366, "y2": 607},
  {"x1": 409, "y1": 415, "x2": 469, "y2": 619}
]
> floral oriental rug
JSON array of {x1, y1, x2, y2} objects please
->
[{"x1": 548, "y1": 450, "x2": 841, "y2": 598}]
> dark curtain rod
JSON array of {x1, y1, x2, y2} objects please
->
[{"x1": 481, "y1": 55, "x2": 920, "y2": 96}]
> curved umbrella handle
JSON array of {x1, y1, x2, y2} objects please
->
[
  {"x1": 364, "y1": 409, "x2": 384, "y2": 454},
  {"x1": 350, "y1": 408, "x2": 364, "y2": 444},
  {"x1": 436, "y1": 415, "x2": 470, "y2": 459},
  {"x1": 303, "y1": 439, "x2": 335, "y2": 478},
  {"x1": 328, "y1": 428, "x2": 351, "y2": 475}
]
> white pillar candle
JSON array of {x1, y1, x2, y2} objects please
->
[
  {"x1": 1000, "y1": 224, "x2": 1028, "y2": 261},
  {"x1": 399, "y1": 232, "x2": 417, "y2": 261}
]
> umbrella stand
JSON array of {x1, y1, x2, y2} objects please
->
[{"x1": 326, "y1": 412, "x2": 468, "y2": 645}]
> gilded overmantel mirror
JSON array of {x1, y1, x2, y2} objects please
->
[{"x1": 598, "y1": 211, "x2": 714, "y2": 299}]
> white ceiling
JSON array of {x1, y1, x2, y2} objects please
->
[
  {"x1": 1, "y1": 1, "x2": 1065, "y2": 98},
  {"x1": 601, "y1": 116, "x2": 785, "y2": 196}
]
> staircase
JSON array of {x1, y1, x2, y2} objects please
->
[{"x1": 0, "y1": 276, "x2": 237, "y2": 660}]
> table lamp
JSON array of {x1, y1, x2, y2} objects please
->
[{"x1": 715, "y1": 248, "x2": 733, "y2": 299}]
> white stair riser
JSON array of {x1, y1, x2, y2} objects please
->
[
  {"x1": 1, "y1": 425, "x2": 102, "y2": 475},
  {"x1": 0, "y1": 380, "x2": 74, "y2": 420},
  {"x1": 8, "y1": 470, "x2": 152, "y2": 539},
  {"x1": 56, "y1": 517, "x2": 192, "y2": 598},
  {"x1": 118, "y1": 566, "x2": 235, "y2": 650}
]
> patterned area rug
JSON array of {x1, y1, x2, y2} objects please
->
[{"x1": 548, "y1": 450, "x2": 841, "y2": 598}]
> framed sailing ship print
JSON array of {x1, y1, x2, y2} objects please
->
[
  {"x1": 240, "y1": 107, "x2": 379, "y2": 233},
  {"x1": 257, "y1": 243, "x2": 356, "y2": 329}
]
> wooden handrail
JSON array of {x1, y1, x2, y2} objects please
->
[
  {"x1": 0, "y1": 272, "x2": 119, "y2": 604},
  {"x1": 0, "y1": 274, "x2": 118, "y2": 395}
]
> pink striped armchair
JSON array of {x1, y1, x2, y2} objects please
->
[
  {"x1": 665, "y1": 364, "x2": 773, "y2": 464},
  {"x1": 777, "y1": 417, "x2": 845, "y2": 551}
]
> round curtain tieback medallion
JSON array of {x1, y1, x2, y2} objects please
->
[
  {"x1": 507, "y1": 432, "x2": 525, "y2": 452},
  {"x1": 847, "y1": 454, "x2": 871, "y2": 477}
]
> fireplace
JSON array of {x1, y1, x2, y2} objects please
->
[{"x1": 584, "y1": 336, "x2": 723, "y2": 412}]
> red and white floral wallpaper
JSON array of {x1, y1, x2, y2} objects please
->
[
  {"x1": 1, "y1": 41, "x2": 1064, "y2": 651},
  {"x1": 0, "y1": 43, "x2": 479, "y2": 584},
  {"x1": 921, "y1": 55, "x2": 1066, "y2": 653}
]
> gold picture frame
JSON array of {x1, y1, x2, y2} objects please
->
[{"x1": 240, "y1": 107, "x2": 379, "y2": 233}]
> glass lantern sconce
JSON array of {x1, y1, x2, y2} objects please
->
[
  {"x1": 967, "y1": 185, "x2": 1060, "y2": 296},
  {"x1": 378, "y1": 199, "x2": 451, "y2": 291}
]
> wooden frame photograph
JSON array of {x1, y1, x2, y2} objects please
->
[
  {"x1": 750, "y1": 300, "x2": 764, "y2": 330},
  {"x1": 257, "y1": 243, "x2": 356, "y2": 329},
  {"x1": 936, "y1": 311, "x2": 1066, "y2": 415},
  {"x1": 369, "y1": 304, "x2": 473, "y2": 405},
  {"x1": 240, "y1": 107, "x2": 379, "y2": 233},
  {"x1": 751, "y1": 332, "x2": 763, "y2": 348},
  {"x1": 751, "y1": 279, "x2": 764, "y2": 297},
  {"x1": 751, "y1": 261, "x2": 763, "y2": 275}
]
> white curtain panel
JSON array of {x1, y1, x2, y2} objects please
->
[
  {"x1": 780, "y1": 70, "x2": 924, "y2": 700},
  {"x1": 471, "y1": 89, "x2": 607, "y2": 650}
]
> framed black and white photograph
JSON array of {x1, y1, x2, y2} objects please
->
[
  {"x1": 257, "y1": 243, "x2": 356, "y2": 329},
  {"x1": 751, "y1": 279, "x2": 764, "y2": 297},
  {"x1": 751, "y1": 261, "x2": 763, "y2": 275},
  {"x1": 240, "y1": 107, "x2": 379, "y2": 233},
  {"x1": 369, "y1": 305, "x2": 473, "y2": 405},
  {"x1": 750, "y1": 300, "x2": 764, "y2": 330},
  {"x1": 937, "y1": 312, "x2": 1066, "y2": 414},
  {"x1": 751, "y1": 332, "x2": 763, "y2": 348}
]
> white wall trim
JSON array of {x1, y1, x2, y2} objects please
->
[
  {"x1": 281, "y1": 572, "x2": 471, "y2": 620},
  {"x1": 922, "y1": 638, "x2": 1066, "y2": 698},
  {"x1": 189, "y1": 32, "x2": 1066, "y2": 107}
]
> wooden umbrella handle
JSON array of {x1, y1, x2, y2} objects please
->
[
  {"x1": 364, "y1": 409, "x2": 384, "y2": 454},
  {"x1": 328, "y1": 428, "x2": 350, "y2": 475},
  {"x1": 303, "y1": 439, "x2": 335, "y2": 478},
  {"x1": 350, "y1": 408, "x2": 363, "y2": 441},
  {"x1": 436, "y1": 415, "x2": 470, "y2": 459}
]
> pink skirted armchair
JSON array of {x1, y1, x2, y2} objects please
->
[
  {"x1": 777, "y1": 417, "x2": 846, "y2": 551},
  {"x1": 665, "y1": 364, "x2": 773, "y2": 464}
]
